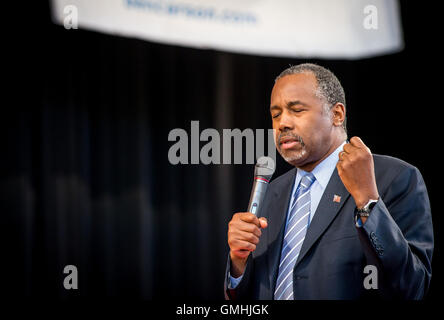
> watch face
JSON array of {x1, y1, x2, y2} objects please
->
[
  {"x1": 368, "y1": 200, "x2": 378, "y2": 210},
  {"x1": 359, "y1": 199, "x2": 378, "y2": 213},
  {"x1": 366, "y1": 200, "x2": 378, "y2": 211}
]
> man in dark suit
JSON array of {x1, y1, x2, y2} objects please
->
[{"x1": 225, "y1": 63, "x2": 433, "y2": 300}]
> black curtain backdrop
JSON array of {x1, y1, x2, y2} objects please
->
[{"x1": 2, "y1": 1, "x2": 441, "y2": 301}]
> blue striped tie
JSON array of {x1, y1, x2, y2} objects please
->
[{"x1": 274, "y1": 173, "x2": 315, "y2": 300}]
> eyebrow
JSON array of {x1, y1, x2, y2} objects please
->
[{"x1": 270, "y1": 100, "x2": 307, "y2": 111}]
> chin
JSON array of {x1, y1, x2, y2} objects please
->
[{"x1": 281, "y1": 149, "x2": 307, "y2": 166}]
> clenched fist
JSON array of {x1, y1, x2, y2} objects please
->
[
  {"x1": 228, "y1": 212, "x2": 268, "y2": 277},
  {"x1": 336, "y1": 137, "x2": 379, "y2": 219}
]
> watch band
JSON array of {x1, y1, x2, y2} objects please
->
[
  {"x1": 354, "y1": 199, "x2": 378, "y2": 227},
  {"x1": 357, "y1": 212, "x2": 370, "y2": 217}
]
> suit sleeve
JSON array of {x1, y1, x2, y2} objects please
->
[
  {"x1": 357, "y1": 165, "x2": 433, "y2": 299},
  {"x1": 224, "y1": 254, "x2": 254, "y2": 300}
]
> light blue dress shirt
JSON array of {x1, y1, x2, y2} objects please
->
[{"x1": 228, "y1": 141, "x2": 346, "y2": 289}]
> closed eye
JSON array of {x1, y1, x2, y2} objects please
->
[{"x1": 291, "y1": 107, "x2": 306, "y2": 113}]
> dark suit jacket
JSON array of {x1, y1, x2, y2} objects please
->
[{"x1": 225, "y1": 154, "x2": 433, "y2": 300}]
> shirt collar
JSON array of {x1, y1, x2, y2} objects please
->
[{"x1": 296, "y1": 141, "x2": 346, "y2": 189}]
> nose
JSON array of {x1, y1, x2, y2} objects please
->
[{"x1": 277, "y1": 109, "x2": 293, "y2": 132}]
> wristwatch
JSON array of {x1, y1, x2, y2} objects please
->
[{"x1": 354, "y1": 199, "x2": 378, "y2": 227}]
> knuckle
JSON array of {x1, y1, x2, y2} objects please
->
[
  {"x1": 357, "y1": 151, "x2": 368, "y2": 161},
  {"x1": 242, "y1": 213, "x2": 253, "y2": 222},
  {"x1": 247, "y1": 225, "x2": 256, "y2": 235},
  {"x1": 249, "y1": 234, "x2": 258, "y2": 243},
  {"x1": 228, "y1": 220, "x2": 237, "y2": 231},
  {"x1": 253, "y1": 225, "x2": 261, "y2": 234},
  {"x1": 231, "y1": 213, "x2": 240, "y2": 222},
  {"x1": 230, "y1": 239, "x2": 241, "y2": 249},
  {"x1": 239, "y1": 211, "x2": 249, "y2": 218}
]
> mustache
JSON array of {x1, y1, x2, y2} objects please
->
[{"x1": 277, "y1": 132, "x2": 305, "y2": 146}]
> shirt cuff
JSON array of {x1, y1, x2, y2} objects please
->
[
  {"x1": 228, "y1": 273, "x2": 243, "y2": 289},
  {"x1": 355, "y1": 216, "x2": 364, "y2": 228}
]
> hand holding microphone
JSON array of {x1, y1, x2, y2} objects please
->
[{"x1": 227, "y1": 157, "x2": 275, "y2": 277}]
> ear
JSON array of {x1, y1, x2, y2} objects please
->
[{"x1": 331, "y1": 103, "x2": 346, "y2": 127}]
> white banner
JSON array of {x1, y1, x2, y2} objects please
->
[{"x1": 51, "y1": 0, "x2": 403, "y2": 59}]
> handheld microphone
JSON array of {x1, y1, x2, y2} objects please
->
[{"x1": 247, "y1": 156, "x2": 275, "y2": 215}]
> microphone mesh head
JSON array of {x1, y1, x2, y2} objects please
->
[{"x1": 254, "y1": 156, "x2": 275, "y2": 180}]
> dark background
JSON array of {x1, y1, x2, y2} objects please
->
[{"x1": 2, "y1": 1, "x2": 440, "y2": 302}]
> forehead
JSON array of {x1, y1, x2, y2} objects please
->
[{"x1": 270, "y1": 73, "x2": 318, "y2": 105}]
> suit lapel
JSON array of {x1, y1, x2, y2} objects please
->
[
  {"x1": 266, "y1": 168, "x2": 296, "y2": 294},
  {"x1": 294, "y1": 168, "x2": 350, "y2": 268}
]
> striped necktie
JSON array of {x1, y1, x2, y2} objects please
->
[{"x1": 274, "y1": 172, "x2": 315, "y2": 300}]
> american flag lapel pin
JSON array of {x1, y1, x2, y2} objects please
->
[{"x1": 333, "y1": 194, "x2": 341, "y2": 203}]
